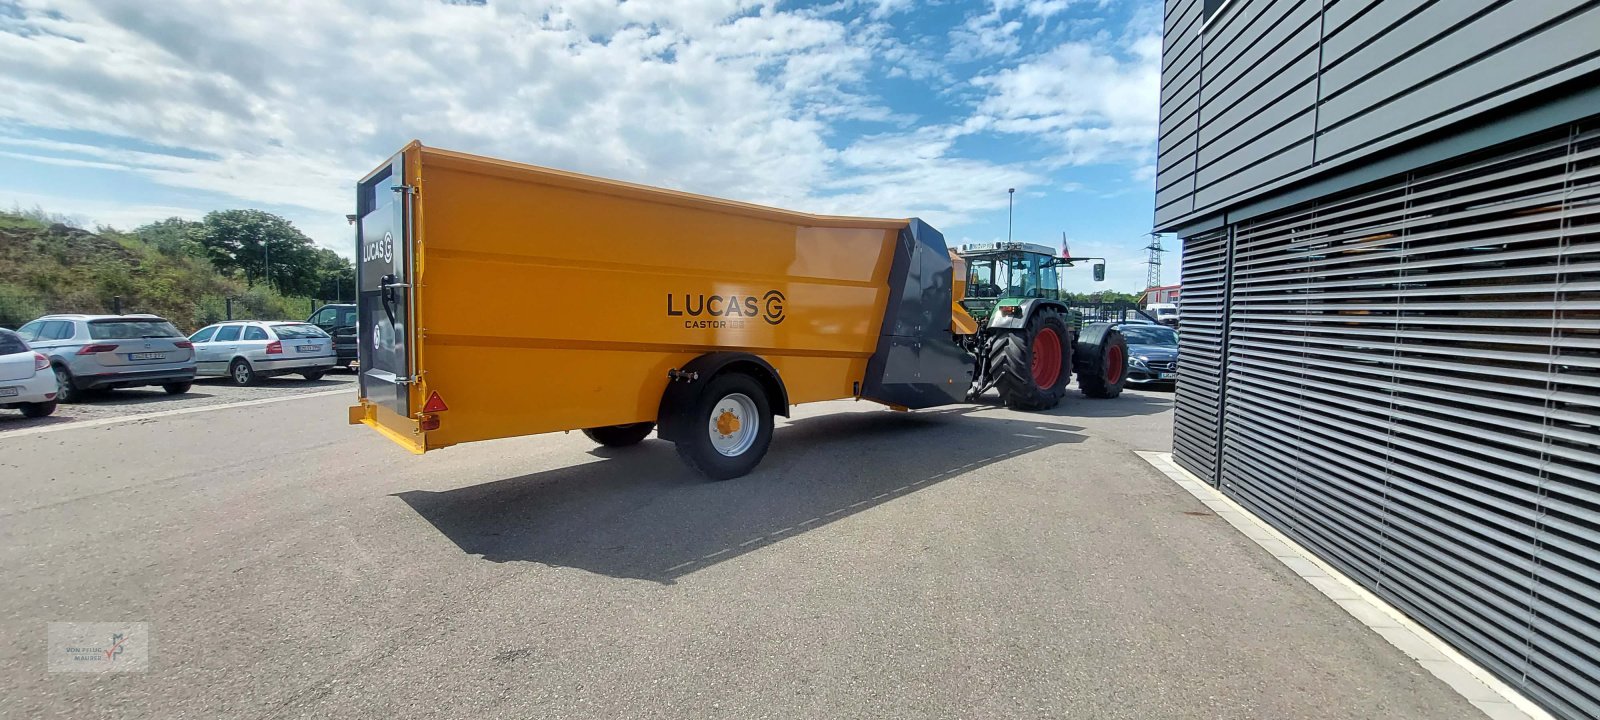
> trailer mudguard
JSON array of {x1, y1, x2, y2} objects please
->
[
  {"x1": 859, "y1": 218, "x2": 975, "y2": 409},
  {"x1": 657, "y1": 352, "x2": 790, "y2": 443}
]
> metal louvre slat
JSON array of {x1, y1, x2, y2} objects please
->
[
  {"x1": 1173, "y1": 228, "x2": 1231, "y2": 480},
  {"x1": 1172, "y1": 121, "x2": 1600, "y2": 720}
]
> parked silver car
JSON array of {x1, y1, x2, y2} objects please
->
[
  {"x1": 189, "y1": 321, "x2": 336, "y2": 385},
  {"x1": 0, "y1": 328, "x2": 59, "y2": 417},
  {"x1": 16, "y1": 314, "x2": 196, "y2": 402}
]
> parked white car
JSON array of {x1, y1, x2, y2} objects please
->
[
  {"x1": 0, "y1": 328, "x2": 60, "y2": 417},
  {"x1": 188, "y1": 321, "x2": 337, "y2": 386}
]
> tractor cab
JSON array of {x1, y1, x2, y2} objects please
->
[{"x1": 956, "y1": 242, "x2": 1064, "y2": 324}]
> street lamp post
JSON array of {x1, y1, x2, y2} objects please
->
[{"x1": 1007, "y1": 187, "x2": 1015, "y2": 243}]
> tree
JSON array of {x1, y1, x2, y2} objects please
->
[
  {"x1": 313, "y1": 247, "x2": 356, "y2": 302},
  {"x1": 132, "y1": 217, "x2": 204, "y2": 257},
  {"x1": 194, "y1": 210, "x2": 321, "y2": 296}
]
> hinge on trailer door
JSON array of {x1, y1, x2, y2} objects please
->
[{"x1": 391, "y1": 184, "x2": 416, "y2": 196}]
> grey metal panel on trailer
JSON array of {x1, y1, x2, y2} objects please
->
[{"x1": 1171, "y1": 122, "x2": 1600, "y2": 720}]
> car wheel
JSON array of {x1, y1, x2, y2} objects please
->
[
  {"x1": 300, "y1": 371, "x2": 325, "y2": 382},
  {"x1": 163, "y1": 382, "x2": 192, "y2": 395},
  {"x1": 53, "y1": 366, "x2": 79, "y2": 403},
  {"x1": 230, "y1": 359, "x2": 259, "y2": 386},
  {"x1": 20, "y1": 401, "x2": 57, "y2": 418}
]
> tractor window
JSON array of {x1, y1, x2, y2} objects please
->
[
  {"x1": 1005, "y1": 254, "x2": 1060, "y2": 300},
  {"x1": 967, "y1": 260, "x2": 1001, "y2": 298}
]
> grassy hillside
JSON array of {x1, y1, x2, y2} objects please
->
[{"x1": 0, "y1": 211, "x2": 326, "y2": 332}]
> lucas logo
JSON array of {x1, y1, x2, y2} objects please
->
[
  {"x1": 667, "y1": 290, "x2": 786, "y2": 326},
  {"x1": 362, "y1": 231, "x2": 394, "y2": 264}
]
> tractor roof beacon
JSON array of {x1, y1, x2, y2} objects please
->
[{"x1": 953, "y1": 241, "x2": 1129, "y2": 409}]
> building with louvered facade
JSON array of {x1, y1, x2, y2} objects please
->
[{"x1": 1154, "y1": 1, "x2": 1600, "y2": 718}]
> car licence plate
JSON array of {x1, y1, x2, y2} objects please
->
[
  {"x1": 297, "y1": 345, "x2": 319, "y2": 353},
  {"x1": 0, "y1": 386, "x2": 17, "y2": 397},
  {"x1": 130, "y1": 352, "x2": 164, "y2": 360},
  {"x1": 1158, "y1": 372, "x2": 1176, "y2": 379}
]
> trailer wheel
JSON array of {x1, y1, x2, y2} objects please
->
[
  {"x1": 988, "y1": 308, "x2": 1072, "y2": 410},
  {"x1": 582, "y1": 422, "x2": 656, "y2": 447},
  {"x1": 1077, "y1": 327, "x2": 1129, "y2": 399},
  {"x1": 672, "y1": 373, "x2": 774, "y2": 481}
]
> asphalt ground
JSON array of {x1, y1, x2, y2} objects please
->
[
  {"x1": 0, "y1": 371, "x2": 357, "y2": 434},
  {"x1": 0, "y1": 386, "x2": 1480, "y2": 719}
]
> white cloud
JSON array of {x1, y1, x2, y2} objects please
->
[
  {"x1": 0, "y1": 0, "x2": 1159, "y2": 279},
  {"x1": 947, "y1": 9, "x2": 1025, "y2": 62},
  {"x1": 970, "y1": 32, "x2": 1159, "y2": 166}
]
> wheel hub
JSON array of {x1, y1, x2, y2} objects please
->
[
  {"x1": 708, "y1": 393, "x2": 759, "y2": 457},
  {"x1": 1030, "y1": 327, "x2": 1063, "y2": 387}
]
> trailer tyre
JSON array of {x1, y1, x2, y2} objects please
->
[
  {"x1": 672, "y1": 373, "x2": 774, "y2": 481},
  {"x1": 582, "y1": 422, "x2": 656, "y2": 447},
  {"x1": 989, "y1": 309, "x2": 1072, "y2": 411},
  {"x1": 1077, "y1": 327, "x2": 1129, "y2": 399}
]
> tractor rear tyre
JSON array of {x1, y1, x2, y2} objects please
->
[
  {"x1": 672, "y1": 373, "x2": 773, "y2": 481},
  {"x1": 989, "y1": 309, "x2": 1072, "y2": 411},
  {"x1": 582, "y1": 422, "x2": 656, "y2": 447},
  {"x1": 1078, "y1": 328, "x2": 1129, "y2": 399}
]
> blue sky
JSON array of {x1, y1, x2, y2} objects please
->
[{"x1": 0, "y1": 0, "x2": 1170, "y2": 290}]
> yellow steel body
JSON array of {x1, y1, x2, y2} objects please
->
[{"x1": 351, "y1": 143, "x2": 936, "y2": 453}]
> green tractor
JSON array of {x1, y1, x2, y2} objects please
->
[{"x1": 954, "y1": 242, "x2": 1129, "y2": 409}]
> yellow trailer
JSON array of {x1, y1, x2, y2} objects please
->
[{"x1": 348, "y1": 142, "x2": 1127, "y2": 478}]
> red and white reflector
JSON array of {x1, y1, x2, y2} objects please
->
[{"x1": 421, "y1": 391, "x2": 449, "y2": 413}]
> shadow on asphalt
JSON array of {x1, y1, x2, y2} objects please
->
[{"x1": 396, "y1": 407, "x2": 1085, "y2": 583}]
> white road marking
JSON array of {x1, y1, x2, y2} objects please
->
[
  {"x1": 0, "y1": 388, "x2": 353, "y2": 440},
  {"x1": 1136, "y1": 451, "x2": 1550, "y2": 720}
]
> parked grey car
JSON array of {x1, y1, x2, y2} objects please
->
[
  {"x1": 1117, "y1": 323, "x2": 1179, "y2": 387},
  {"x1": 16, "y1": 314, "x2": 196, "y2": 402},
  {"x1": 189, "y1": 321, "x2": 336, "y2": 386}
]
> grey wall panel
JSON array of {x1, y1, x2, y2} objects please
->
[
  {"x1": 1198, "y1": 55, "x2": 1319, "y2": 164},
  {"x1": 1152, "y1": 0, "x2": 1600, "y2": 232},
  {"x1": 1160, "y1": 91, "x2": 1199, "y2": 145},
  {"x1": 1195, "y1": 137, "x2": 1314, "y2": 209},
  {"x1": 1202, "y1": 0, "x2": 1319, "y2": 104},
  {"x1": 1161, "y1": 49, "x2": 1200, "y2": 110},
  {"x1": 1320, "y1": 0, "x2": 1589, "y2": 127},
  {"x1": 1319, "y1": 9, "x2": 1600, "y2": 159},
  {"x1": 1164, "y1": 0, "x2": 1201, "y2": 68},
  {"x1": 1201, "y1": 39, "x2": 1318, "y2": 128},
  {"x1": 1154, "y1": 0, "x2": 1202, "y2": 224},
  {"x1": 1172, "y1": 123, "x2": 1600, "y2": 720},
  {"x1": 1198, "y1": 112, "x2": 1315, "y2": 185},
  {"x1": 1156, "y1": 155, "x2": 1197, "y2": 208},
  {"x1": 1320, "y1": 0, "x2": 1494, "y2": 73},
  {"x1": 1322, "y1": 0, "x2": 1384, "y2": 35}
]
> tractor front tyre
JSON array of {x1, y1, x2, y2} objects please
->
[
  {"x1": 582, "y1": 422, "x2": 657, "y2": 447},
  {"x1": 1077, "y1": 328, "x2": 1130, "y2": 399},
  {"x1": 989, "y1": 309, "x2": 1072, "y2": 411}
]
